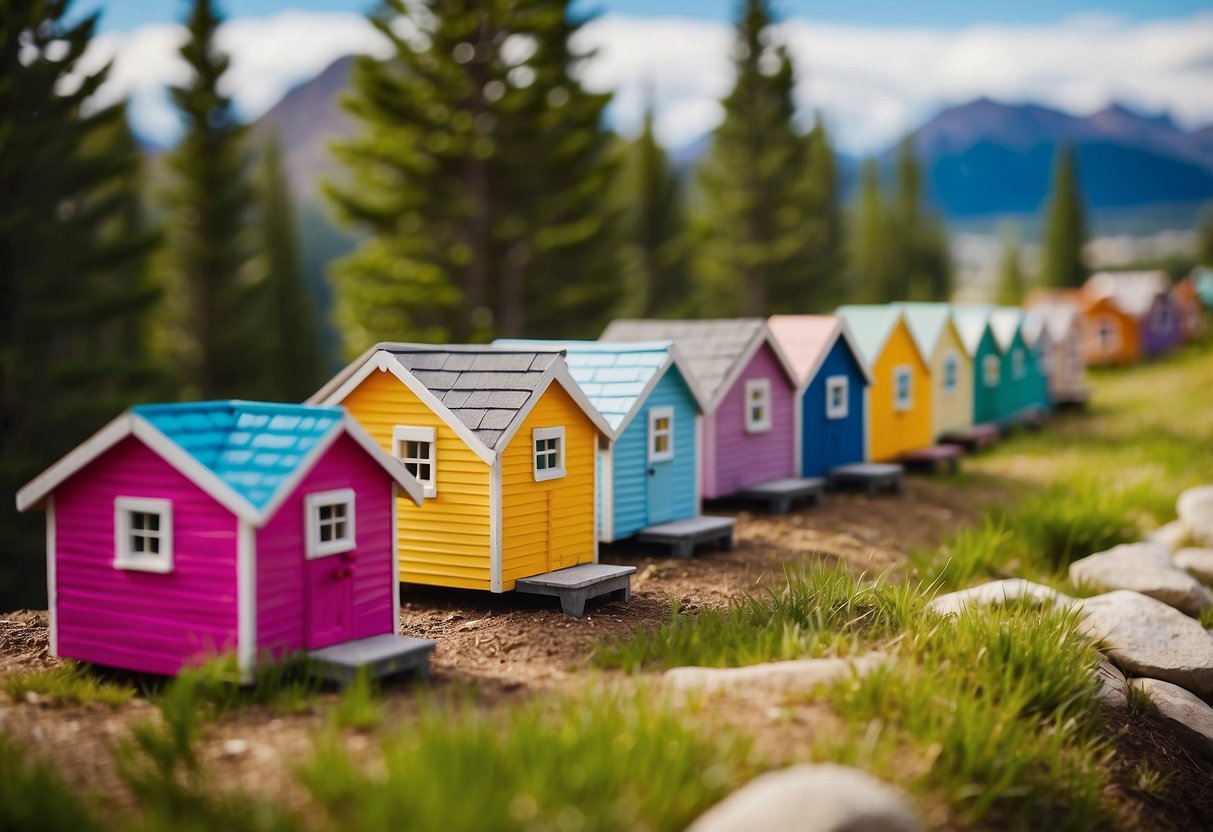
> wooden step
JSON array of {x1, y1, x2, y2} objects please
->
[
  {"x1": 637, "y1": 515, "x2": 736, "y2": 559},
  {"x1": 827, "y1": 462, "x2": 904, "y2": 496},
  {"x1": 736, "y1": 476, "x2": 826, "y2": 514},
  {"x1": 307, "y1": 633, "x2": 436, "y2": 686},
  {"x1": 514, "y1": 563, "x2": 637, "y2": 618}
]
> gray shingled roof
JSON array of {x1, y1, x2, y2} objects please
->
[
  {"x1": 382, "y1": 346, "x2": 560, "y2": 450},
  {"x1": 600, "y1": 319, "x2": 766, "y2": 403}
]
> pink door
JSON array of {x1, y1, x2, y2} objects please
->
[{"x1": 305, "y1": 553, "x2": 355, "y2": 649}]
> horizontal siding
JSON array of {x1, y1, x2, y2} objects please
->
[
  {"x1": 931, "y1": 326, "x2": 974, "y2": 438},
  {"x1": 801, "y1": 338, "x2": 866, "y2": 477},
  {"x1": 54, "y1": 437, "x2": 238, "y2": 676},
  {"x1": 501, "y1": 383, "x2": 596, "y2": 588},
  {"x1": 710, "y1": 343, "x2": 797, "y2": 497},
  {"x1": 869, "y1": 322, "x2": 934, "y2": 462},
  {"x1": 340, "y1": 369, "x2": 491, "y2": 591}
]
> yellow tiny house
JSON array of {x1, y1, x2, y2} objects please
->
[{"x1": 310, "y1": 345, "x2": 611, "y2": 597}]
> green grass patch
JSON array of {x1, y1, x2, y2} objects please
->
[
  {"x1": 299, "y1": 686, "x2": 751, "y2": 832},
  {"x1": 3, "y1": 661, "x2": 136, "y2": 708},
  {"x1": 329, "y1": 669, "x2": 383, "y2": 730},
  {"x1": 594, "y1": 564, "x2": 924, "y2": 671},
  {"x1": 0, "y1": 733, "x2": 102, "y2": 832}
]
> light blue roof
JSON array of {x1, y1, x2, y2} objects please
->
[
  {"x1": 835, "y1": 306, "x2": 905, "y2": 366},
  {"x1": 494, "y1": 340, "x2": 678, "y2": 431},
  {"x1": 892, "y1": 302, "x2": 960, "y2": 358},
  {"x1": 952, "y1": 305, "x2": 998, "y2": 355},
  {"x1": 133, "y1": 401, "x2": 344, "y2": 510}
]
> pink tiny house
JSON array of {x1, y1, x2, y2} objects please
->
[{"x1": 15, "y1": 401, "x2": 429, "y2": 683}]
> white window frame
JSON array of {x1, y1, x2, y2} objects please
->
[
  {"x1": 305, "y1": 488, "x2": 356, "y2": 559},
  {"x1": 744, "y1": 378, "x2": 773, "y2": 433},
  {"x1": 114, "y1": 497, "x2": 174, "y2": 573},
  {"x1": 1096, "y1": 316, "x2": 1120, "y2": 355},
  {"x1": 647, "y1": 406, "x2": 675, "y2": 463},
  {"x1": 825, "y1": 375, "x2": 849, "y2": 420},
  {"x1": 943, "y1": 352, "x2": 958, "y2": 394},
  {"x1": 892, "y1": 365, "x2": 913, "y2": 412},
  {"x1": 532, "y1": 426, "x2": 566, "y2": 482},
  {"x1": 393, "y1": 425, "x2": 437, "y2": 498},
  {"x1": 1012, "y1": 349, "x2": 1025, "y2": 380},
  {"x1": 983, "y1": 354, "x2": 1001, "y2": 387}
]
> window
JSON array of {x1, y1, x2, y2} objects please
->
[
  {"x1": 532, "y1": 426, "x2": 566, "y2": 482},
  {"x1": 825, "y1": 376, "x2": 849, "y2": 420},
  {"x1": 1012, "y1": 349, "x2": 1025, "y2": 379},
  {"x1": 893, "y1": 366, "x2": 912, "y2": 411},
  {"x1": 1096, "y1": 316, "x2": 1120, "y2": 354},
  {"x1": 983, "y1": 354, "x2": 1001, "y2": 387},
  {"x1": 648, "y1": 407, "x2": 674, "y2": 463},
  {"x1": 114, "y1": 497, "x2": 173, "y2": 573},
  {"x1": 393, "y1": 425, "x2": 436, "y2": 498},
  {"x1": 1153, "y1": 303, "x2": 1172, "y2": 333},
  {"x1": 744, "y1": 378, "x2": 772, "y2": 433},
  {"x1": 306, "y1": 489, "x2": 356, "y2": 559},
  {"x1": 943, "y1": 353, "x2": 958, "y2": 394}
]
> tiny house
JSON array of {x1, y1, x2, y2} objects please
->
[
  {"x1": 989, "y1": 308, "x2": 1048, "y2": 425},
  {"x1": 1079, "y1": 293, "x2": 1141, "y2": 366},
  {"x1": 600, "y1": 319, "x2": 799, "y2": 499},
  {"x1": 767, "y1": 315, "x2": 871, "y2": 478},
  {"x1": 893, "y1": 303, "x2": 974, "y2": 442},
  {"x1": 835, "y1": 306, "x2": 933, "y2": 463},
  {"x1": 1024, "y1": 299, "x2": 1089, "y2": 405},
  {"x1": 1173, "y1": 277, "x2": 1207, "y2": 343},
  {"x1": 14, "y1": 401, "x2": 425, "y2": 681},
  {"x1": 1085, "y1": 271, "x2": 1180, "y2": 359},
  {"x1": 1020, "y1": 310, "x2": 1057, "y2": 414},
  {"x1": 954, "y1": 307, "x2": 1008, "y2": 427},
  {"x1": 310, "y1": 345, "x2": 612, "y2": 594}
]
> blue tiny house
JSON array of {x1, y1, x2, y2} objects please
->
[
  {"x1": 495, "y1": 340, "x2": 706, "y2": 542},
  {"x1": 768, "y1": 316, "x2": 872, "y2": 478}
]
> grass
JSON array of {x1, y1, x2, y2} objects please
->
[
  {"x1": 0, "y1": 733, "x2": 103, "y2": 832},
  {"x1": 329, "y1": 669, "x2": 383, "y2": 730},
  {"x1": 2, "y1": 661, "x2": 136, "y2": 707}
]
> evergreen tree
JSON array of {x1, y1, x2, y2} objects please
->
[
  {"x1": 849, "y1": 159, "x2": 896, "y2": 302},
  {"x1": 801, "y1": 119, "x2": 845, "y2": 309},
  {"x1": 1040, "y1": 143, "x2": 1088, "y2": 288},
  {"x1": 995, "y1": 227, "x2": 1027, "y2": 305},
  {"x1": 695, "y1": 0, "x2": 828, "y2": 316},
  {"x1": 0, "y1": 0, "x2": 160, "y2": 608},
  {"x1": 258, "y1": 132, "x2": 325, "y2": 400},
  {"x1": 889, "y1": 134, "x2": 952, "y2": 301},
  {"x1": 1196, "y1": 204, "x2": 1213, "y2": 266},
  {"x1": 619, "y1": 103, "x2": 692, "y2": 318},
  {"x1": 162, "y1": 0, "x2": 264, "y2": 397},
  {"x1": 328, "y1": 0, "x2": 620, "y2": 349}
]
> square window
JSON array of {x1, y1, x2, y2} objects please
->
[
  {"x1": 943, "y1": 353, "x2": 958, "y2": 394},
  {"x1": 533, "y1": 427, "x2": 566, "y2": 482},
  {"x1": 1096, "y1": 317, "x2": 1119, "y2": 354},
  {"x1": 983, "y1": 354, "x2": 1001, "y2": 387},
  {"x1": 394, "y1": 425, "x2": 437, "y2": 498},
  {"x1": 825, "y1": 376, "x2": 849, "y2": 420},
  {"x1": 114, "y1": 497, "x2": 173, "y2": 573},
  {"x1": 1012, "y1": 349, "x2": 1025, "y2": 379},
  {"x1": 744, "y1": 378, "x2": 772, "y2": 433},
  {"x1": 893, "y1": 366, "x2": 913, "y2": 412},
  {"x1": 648, "y1": 407, "x2": 675, "y2": 463},
  {"x1": 306, "y1": 489, "x2": 356, "y2": 559}
]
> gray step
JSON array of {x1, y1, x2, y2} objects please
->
[
  {"x1": 515, "y1": 563, "x2": 636, "y2": 618},
  {"x1": 307, "y1": 633, "x2": 436, "y2": 686},
  {"x1": 827, "y1": 463, "x2": 904, "y2": 496},
  {"x1": 736, "y1": 477, "x2": 826, "y2": 514},
  {"x1": 637, "y1": 515, "x2": 736, "y2": 558}
]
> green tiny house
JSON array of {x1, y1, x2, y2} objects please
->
[{"x1": 954, "y1": 307, "x2": 1005, "y2": 427}]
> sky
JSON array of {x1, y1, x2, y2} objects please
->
[{"x1": 73, "y1": 1, "x2": 1213, "y2": 152}]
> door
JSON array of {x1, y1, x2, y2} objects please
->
[
  {"x1": 306, "y1": 554, "x2": 355, "y2": 648},
  {"x1": 647, "y1": 406, "x2": 676, "y2": 524}
]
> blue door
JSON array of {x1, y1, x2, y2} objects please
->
[{"x1": 647, "y1": 406, "x2": 676, "y2": 524}]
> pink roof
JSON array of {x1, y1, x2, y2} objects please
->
[{"x1": 767, "y1": 316, "x2": 838, "y2": 383}]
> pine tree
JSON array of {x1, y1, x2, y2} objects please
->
[
  {"x1": 162, "y1": 0, "x2": 264, "y2": 398},
  {"x1": 695, "y1": 0, "x2": 828, "y2": 316},
  {"x1": 328, "y1": 0, "x2": 620, "y2": 349},
  {"x1": 889, "y1": 134, "x2": 952, "y2": 301},
  {"x1": 619, "y1": 103, "x2": 692, "y2": 318},
  {"x1": 995, "y1": 227, "x2": 1026, "y2": 305},
  {"x1": 801, "y1": 119, "x2": 845, "y2": 309},
  {"x1": 258, "y1": 132, "x2": 325, "y2": 400},
  {"x1": 0, "y1": 0, "x2": 160, "y2": 608},
  {"x1": 849, "y1": 159, "x2": 896, "y2": 302},
  {"x1": 1040, "y1": 143, "x2": 1088, "y2": 288}
]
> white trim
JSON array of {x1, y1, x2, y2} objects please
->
[
  {"x1": 942, "y1": 351, "x2": 959, "y2": 395},
  {"x1": 825, "y1": 375, "x2": 849, "y2": 420},
  {"x1": 113, "y1": 497, "x2": 174, "y2": 573},
  {"x1": 342, "y1": 415, "x2": 424, "y2": 506},
  {"x1": 490, "y1": 459, "x2": 503, "y2": 592},
  {"x1": 236, "y1": 520, "x2": 256, "y2": 684},
  {"x1": 793, "y1": 384, "x2": 804, "y2": 477},
  {"x1": 862, "y1": 384, "x2": 871, "y2": 461},
  {"x1": 702, "y1": 326, "x2": 800, "y2": 415},
  {"x1": 647, "y1": 406, "x2": 675, "y2": 463},
  {"x1": 893, "y1": 365, "x2": 913, "y2": 412},
  {"x1": 532, "y1": 426, "x2": 566, "y2": 482},
  {"x1": 393, "y1": 425, "x2": 437, "y2": 498},
  {"x1": 693, "y1": 414, "x2": 703, "y2": 511},
  {"x1": 592, "y1": 441, "x2": 600, "y2": 563},
  {"x1": 304, "y1": 489, "x2": 356, "y2": 559},
  {"x1": 46, "y1": 497, "x2": 57, "y2": 657},
  {"x1": 744, "y1": 378, "x2": 773, "y2": 433},
  {"x1": 255, "y1": 425, "x2": 344, "y2": 522},
  {"x1": 390, "y1": 484, "x2": 401, "y2": 633},
  {"x1": 17, "y1": 413, "x2": 134, "y2": 513},
  {"x1": 600, "y1": 446, "x2": 615, "y2": 543}
]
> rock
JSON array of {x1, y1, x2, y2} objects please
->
[
  {"x1": 1130, "y1": 678, "x2": 1213, "y2": 757},
  {"x1": 664, "y1": 653, "x2": 889, "y2": 699},
  {"x1": 221, "y1": 738, "x2": 249, "y2": 758},
  {"x1": 1068, "y1": 542, "x2": 1213, "y2": 615},
  {"x1": 1174, "y1": 548, "x2": 1213, "y2": 586},
  {"x1": 686, "y1": 764, "x2": 922, "y2": 832},
  {"x1": 929, "y1": 579, "x2": 1073, "y2": 616},
  {"x1": 1178, "y1": 485, "x2": 1213, "y2": 547},
  {"x1": 1095, "y1": 660, "x2": 1128, "y2": 709},
  {"x1": 1146, "y1": 520, "x2": 1190, "y2": 552},
  {"x1": 1077, "y1": 591, "x2": 1213, "y2": 699}
]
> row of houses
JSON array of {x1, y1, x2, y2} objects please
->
[{"x1": 14, "y1": 272, "x2": 1209, "y2": 683}]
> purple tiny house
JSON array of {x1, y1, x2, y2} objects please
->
[
  {"x1": 15, "y1": 401, "x2": 428, "y2": 683},
  {"x1": 1085, "y1": 271, "x2": 1182, "y2": 358},
  {"x1": 601, "y1": 319, "x2": 799, "y2": 499}
]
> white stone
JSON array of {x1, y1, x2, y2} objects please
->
[
  {"x1": 1077, "y1": 591, "x2": 1213, "y2": 699},
  {"x1": 663, "y1": 653, "x2": 888, "y2": 699},
  {"x1": 1178, "y1": 485, "x2": 1213, "y2": 547},
  {"x1": 221, "y1": 738, "x2": 249, "y2": 758},
  {"x1": 929, "y1": 579, "x2": 1073, "y2": 617},
  {"x1": 1174, "y1": 548, "x2": 1213, "y2": 586},
  {"x1": 1095, "y1": 660, "x2": 1128, "y2": 709},
  {"x1": 1068, "y1": 542, "x2": 1213, "y2": 615},
  {"x1": 1130, "y1": 678, "x2": 1213, "y2": 756},
  {"x1": 686, "y1": 764, "x2": 922, "y2": 832},
  {"x1": 1146, "y1": 520, "x2": 1190, "y2": 552}
]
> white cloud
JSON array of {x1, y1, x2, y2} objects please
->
[{"x1": 83, "y1": 8, "x2": 1213, "y2": 152}]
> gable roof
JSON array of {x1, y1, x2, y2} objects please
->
[
  {"x1": 492, "y1": 339, "x2": 707, "y2": 436},
  {"x1": 1085, "y1": 271, "x2": 1170, "y2": 319},
  {"x1": 309, "y1": 344, "x2": 611, "y2": 464},
  {"x1": 1020, "y1": 310, "x2": 1051, "y2": 349},
  {"x1": 1025, "y1": 296, "x2": 1083, "y2": 343},
  {"x1": 835, "y1": 305, "x2": 928, "y2": 369},
  {"x1": 16, "y1": 401, "x2": 423, "y2": 523},
  {"x1": 952, "y1": 305, "x2": 1000, "y2": 356},
  {"x1": 599, "y1": 319, "x2": 798, "y2": 412},
  {"x1": 989, "y1": 308, "x2": 1027, "y2": 352},
  {"x1": 892, "y1": 303, "x2": 968, "y2": 360},
  {"x1": 767, "y1": 315, "x2": 874, "y2": 386}
]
